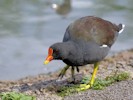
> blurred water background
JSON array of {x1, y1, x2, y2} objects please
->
[{"x1": 0, "y1": 0, "x2": 132, "y2": 80}]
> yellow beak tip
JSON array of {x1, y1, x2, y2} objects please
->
[{"x1": 44, "y1": 60, "x2": 49, "y2": 65}]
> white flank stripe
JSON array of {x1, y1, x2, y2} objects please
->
[
  {"x1": 119, "y1": 24, "x2": 125, "y2": 34},
  {"x1": 100, "y1": 44, "x2": 108, "y2": 48}
]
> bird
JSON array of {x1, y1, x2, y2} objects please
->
[
  {"x1": 52, "y1": 0, "x2": 71, "y2": 18},
  {"x1": 44, "y1": 16, "x2": 125, "y2": 90}
]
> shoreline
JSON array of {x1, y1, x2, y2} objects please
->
[{"x1": 0, "y1": 49, "x2": 133, "y2": 100}]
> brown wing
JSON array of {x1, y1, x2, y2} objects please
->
[{"x1": 63, "y1": 16, "x2": 120, "y2": 47}]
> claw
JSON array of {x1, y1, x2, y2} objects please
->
[
  {"x1": 58, "y1": 72, "x2": 65, "y2": 79},
  {"x1": 58, "y1": 65, "x2": 70, "y2": 79},
  {"x1": 58, "y1": 73, "x2": 64, "y2": 79},
  {"x1": 58, "y1": 71, "x2": 65, "y2": 79},
  {"x1": 58, "y1": 65, "x2": 80, "y2": 82}
]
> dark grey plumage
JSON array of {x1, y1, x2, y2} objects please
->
[
  {"x1": 50, "y1": 16, "x2": 124, "y2": 66},
  {"x1": 44, "y1": 16, "x2": 125, "y2": 89}
]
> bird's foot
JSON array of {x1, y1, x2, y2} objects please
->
[
  {"x1": 77, "y1": 84, "x2": 91, "y2": 91},
  {"x1": 58, "y1": 69, "x2": 67, "y2": 79},
  {"x1": 58, "y1": 65, "x2": 70, "y2": 79},
  {"x1": 58, "y1": 65, "x2": 80, "y2": 83}
]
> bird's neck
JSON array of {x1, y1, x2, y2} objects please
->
[
  {"x1": 60, "y1": 41, "x2": 84, "y2": 66},
  {"x1": 56, "y1": 41, "x2": 79, "y2": 58},
  {"x1": 61, "y1": 41, "x2": 77, "y2": 52}
]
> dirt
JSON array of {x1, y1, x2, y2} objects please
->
[
  {"x1": 64, "y1": 80, "x2": 133, "y2": 100},
  {"x1": 0, "y1": 49, "x2": 133, "y2": 100}
]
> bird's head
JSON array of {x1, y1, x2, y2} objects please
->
[{"x1": 44, "y1": 43, "x2": 66, "y2": 65}]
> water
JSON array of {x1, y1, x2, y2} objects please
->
[{"x1": 0, "y1": 0, "x2": 132, "y2": 80}]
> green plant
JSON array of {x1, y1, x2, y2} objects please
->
[
  {"x1": 56, "y1": 72, "x2": 130, "y2": 97},
  {"x1": 0, "y1": 92, "x2": 36, "y2": 100}
]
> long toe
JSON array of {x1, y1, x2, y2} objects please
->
[
  {"x1": 58, "y1": 65, "x2": 70, "y2": 79},
  {"x1": 58, "y1": 71, "x2": 66, "y2": 79},
  {"x1": 77, "y1": 84, "x2": 91, "y2": 91}
]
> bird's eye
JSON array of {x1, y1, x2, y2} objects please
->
[{"x1": 54, "y1": 50, "x2": 58, "y2": 53}]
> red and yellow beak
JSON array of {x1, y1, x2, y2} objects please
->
[{"x1": 44, "y1": 48, "x2": 53, "y2": 65}]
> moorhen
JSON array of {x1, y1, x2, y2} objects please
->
[{"x1": 44, "y1": 16, "x2": 125, "y2": 90}]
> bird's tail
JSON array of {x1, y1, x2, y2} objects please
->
[{"x1": 118, "y1": 24, "x2": 125, "y2": 34}]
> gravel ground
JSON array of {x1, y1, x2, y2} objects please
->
[
  {"x1": 64, "y1": 80, "x2": 133, "y2": 100},
  {"x1": 0, "y1": 49, "x2": 133, "y2": 100}
]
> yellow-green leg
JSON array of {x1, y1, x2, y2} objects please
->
[
  {"x1": 58, "y1": 65, "x2": 70, "y2": 78},
  {"x1": 90, "y1": 62, "x2": 99, "y2": 86},
  {"x1": 76, "y1": 66, "x2": 79, "y2": 72},
  {"x1": 71, "y1": 66, "x2": 80, "y2": 82},
  {"x1": 79, "y1": 62, "x2": 100, "y2": 91},
  {"x1": 71, "y1": 66, "x2": 75, "y2": 82},
  {"x1": 58, "y1": 65, "x2": 80, "y2": 81}
]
